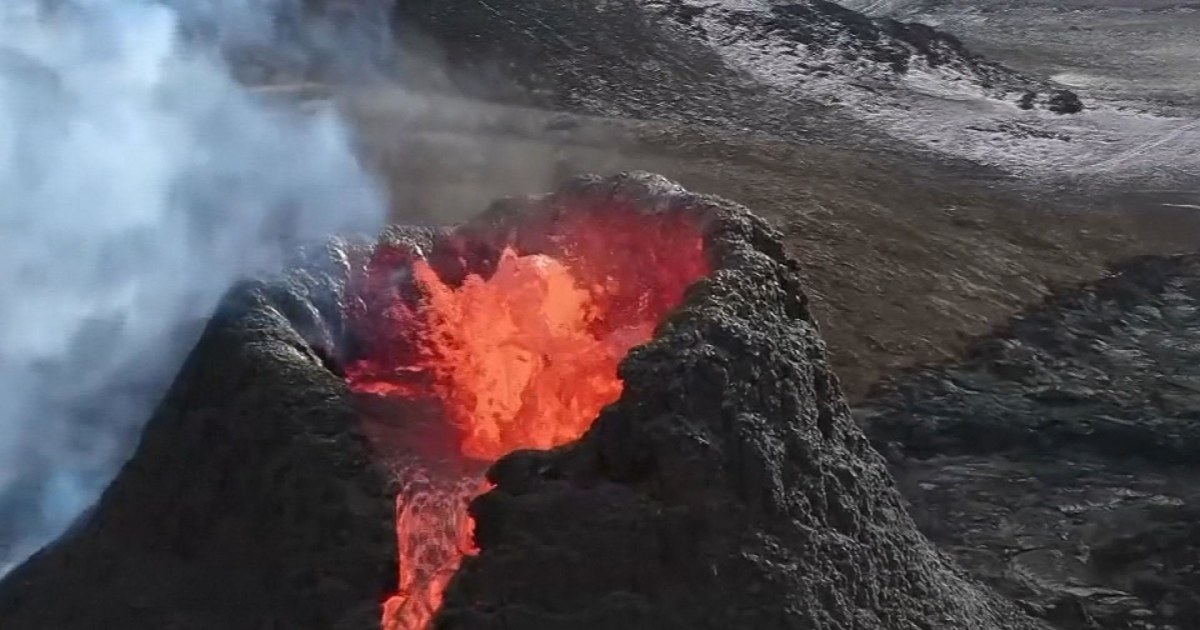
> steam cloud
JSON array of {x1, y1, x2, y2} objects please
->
[{"x1": 0, "y1": 0, "x2": 385, "y2": 573}]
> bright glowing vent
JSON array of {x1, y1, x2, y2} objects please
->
[{"x1": 344, "y1": 205, "x2": 709, "y2": 630}]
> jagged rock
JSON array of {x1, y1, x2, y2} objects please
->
[
  {"x1": 645, "y1": 0, "x2": 1055, "y2": 103},
  {"x1": 861, "y1": 254, "x2": 1200, "y2": 629},
  {"x1": 383, "y1": 0, "x2": 1070, "y2": 146},
  {"x1": 0, "y1": 240, "x2": 398, "y2": 630},
  {"x1": 0, "y1": 173, "x2": 1041, "y2": 630},
  {"x1": 1019, "y1": 91, "x2": 1038, "y2": 110},
  {"x1": 1047, "y1": 90, "x2": 1085, "y2": 114},
  {"x1": 1014, "y1": 89, "x2": 1084, "y2": 114}
]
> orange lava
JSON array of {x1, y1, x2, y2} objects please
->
[
  {"x1": 381, "y1": 471, "x2": 485, "y2": 629},
  {"x1": 417, "y1": 249, "x2": 634, "y2": 461},
  {"x1": 347, "y1": 208, "x2": 708, "y2": 630}
]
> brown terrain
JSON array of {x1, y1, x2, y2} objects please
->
[{"x1": 339, "y1": 87, "x2": 1200, "y2": 400}]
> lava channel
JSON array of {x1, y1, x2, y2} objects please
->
[{"x1": 344, "y1": 206, "x2": 709, "y2": 630}]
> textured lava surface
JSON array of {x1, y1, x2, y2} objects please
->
[{"x1": 861, "y1": 254, "x2": 1200, "y2": 630}]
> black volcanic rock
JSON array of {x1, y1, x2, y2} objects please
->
[
  {"x1": 0, "y1": 173, "x2": 1041, "y2": 630},
  {"x1": 860, "y1": 254, "x2": 1200, "y2": 629},
  {"x1": 0, "y1": 239, "x2": 398, "y2": 630},
  {"x1": 864, "y1": 254, "x2": 1200, "y2": 464},
  {"x1": 1047, "y1": 90, "x2": 1085, "y2": 114},
  {"x1": 1017, "y1": 89, "x2": 1085, "y2": 114}
]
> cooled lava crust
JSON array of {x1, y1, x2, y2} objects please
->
[
  {"x1": 0, "y1": 173, "x2": 1041, "y2": 630},
  {"x1": 861, "y1": 254, "x2": 1200, "y2": 629}
]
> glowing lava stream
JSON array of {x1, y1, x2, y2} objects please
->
[
  {"x1": 347, "y1": 211, "x2": 708, "y2": 630},
  {"x1": 383, "y1": 251, "x2": 629, "y2": 630}
]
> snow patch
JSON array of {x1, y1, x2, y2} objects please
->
[{"x1": 647, "y1": 0, "x2": 1200, "y2": 181}]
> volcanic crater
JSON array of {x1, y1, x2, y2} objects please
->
[
  {"x1": 343, "y1": 175, "x2": 710, "y2": 629},
  {"x1": 0, "y1": 173, "x2": 1040, "y2": 630}
]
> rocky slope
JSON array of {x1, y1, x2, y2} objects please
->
[
  {"x1": 385, "y1": 0, "x2": 1073, "y2": 114},
  {"x1": 0, "y1": 173, "x2": 1043, "y2": 630},
  {"x1": 385, "y1": 0, "x2": 843, "y2": 142},
  {"x1": 644, "y1": 0, "x2": 1079, "y2": 112},
  {"x1": 383, "y1": 0, "x2": 1200, "y2": 181},
  {"x1": 379, "y1": 0, "x2": 1077, "y2": 153},
  {"x1": 243, "y1": 1, "x2": 1200, "y2": 181},
  {"x1": 830, "y1": 0, "x2": 1200, "y2": 182},
  {"x1": 249, "y1": 0, "x2": 1200, "y2": 181},
  {"x1": 860, "y1": 254, "x2": 1200, "y2": 629}
]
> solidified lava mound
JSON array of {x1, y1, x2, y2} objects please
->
[{"x1": 0, "y1": 173, "x2": 1040, "y2": 630}]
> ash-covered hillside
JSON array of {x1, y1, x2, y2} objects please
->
[
  {"x1": 386, "y1": 0, "x2": 1074, "y2": 118},
  {"x1": 644, "y1": 0, "x2": 1079, "y2": 112},
  {"x1": 263, "y1": 0, "x2": 1200, "y2": 181},
  {"x1": 381, "y1": 0, "x2": 1080, "y2": 150},
  {"x1": 160, "y1": 0, "x2": 1200, "y2": 184},
  {"x1": 387, "y1": 0, "x2": 1200, "y2": 183},
  {"x1": 373, "y1": 0, "x2": 1133, "y2": 179}
]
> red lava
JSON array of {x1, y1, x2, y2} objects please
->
[{"x1": 344, "y1": 207, "x2": 709, "y2": 630}]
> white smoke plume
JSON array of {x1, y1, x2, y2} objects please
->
[{"x1": 0, "y1": 0, "x2": 385, "y2": 573}]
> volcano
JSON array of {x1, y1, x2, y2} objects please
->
[{"x1": 0, "y1": 173, "x2": 1040, "y2": 630}]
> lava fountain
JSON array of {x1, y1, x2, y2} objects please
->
[{"x1": 342, "y1": 199, "x2": 710, "y2": 629}]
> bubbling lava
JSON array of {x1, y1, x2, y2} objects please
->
[{"x1": 344, "y1": 207, "x2": 709, "y2": 630}]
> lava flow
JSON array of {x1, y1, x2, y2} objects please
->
[{"x1": 345, "y1": 206, "x2": 709, "y2": 630}]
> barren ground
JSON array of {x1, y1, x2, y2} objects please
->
[
  {"x1": 341, "y1": 88, "x2": 1200, "y2": 400},
  {"x1": 843, "y1": 0, "x2": 1200, "y2": 113}
]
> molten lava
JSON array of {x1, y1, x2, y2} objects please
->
[
  {"x1": 345, "y1": 207, "x2": 708, "y2": 630},
  {"x1": 417, "y1": 249, "x2": 631, "y2": 461}
]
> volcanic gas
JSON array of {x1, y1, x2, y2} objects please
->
[{"x1": 342, "y1": 200, "x2": 710, "y2": 629}]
